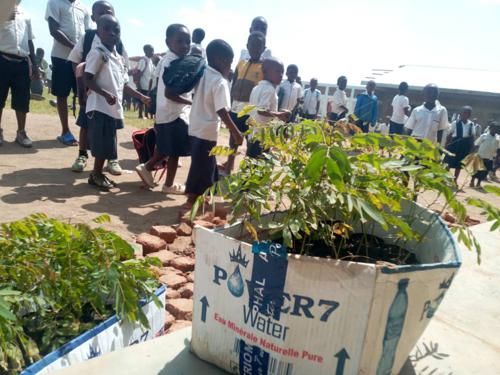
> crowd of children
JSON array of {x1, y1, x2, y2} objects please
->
[{"x1": 0, "y1": 0, "x2": 499, "y2": 208}]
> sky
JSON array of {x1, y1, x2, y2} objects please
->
[{"x1": 20, "y1": 0, "x2": 500, "y2": 85}]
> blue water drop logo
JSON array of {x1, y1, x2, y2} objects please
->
[{"x1": 227, "y1": 265, "x2": 244, "y2": 297}]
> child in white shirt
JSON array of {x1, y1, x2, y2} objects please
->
[
  {"x1": 471, "y1": 123, "x2": 500, "y2": 187},
  {"x1": 135, "y1": 24, "x2": 192, "y2": 195},
  {"x1": 83, "y1": 15, "x2": 149, "y2": 190},
  {"x1": 247, "y1": 58, "x2": 290, "y2": 158},
  {"x1": 185, "y1": 39, "x2": 243, "y2": 207}
]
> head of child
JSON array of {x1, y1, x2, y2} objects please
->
[
  {"x1": 423, "y1": 84, "x2": 439, "y2": 104},
  {"x1": 366, "y1": 80, "x2": 376, "y2": 95},
  {"x1": 399, "y1": 81, "x2": 409, "y2": 95},
  {"x1": 91, "y1": 1, "x2": 114, "y2": 23},
  {"x1": 250, "y1": 17, "x2": 268, "y2": 36},
  {"x1": 489, "y1": 122, "x2": 499, "y2": 135},
  {"x1": 192, "y1": 28, "x2": 205, "y2": 44},
  {"x1": 207, "y1": 39, "x2": 234, "y2": 79},
  {"x1": 143, "y1": 44, "x2": 154, "y2": 58},
  {"x1": 286, "y1": 65, "x2": 298, "y2": 83},
  {"x1": 166, "y1": 24, "x2": 191, "y2": 58},
  {"x1": 262, "y1": 58, "x2": 284, "y2": 86},
  {"x1": 461, "y1": 106, "x2": 472, "y2": 122},
  {"x1": 337, "y1": 76, "x2": 347, "y2": 90},
  {"x1": 96, "y1": 14, "x2": 120, "y2": 51},
  {"x1": 310, "y1": 78, "x2": 318, "y2": 91},
  {"x1": 247, "y1": 31, "x2": 266, "y2": 62}
]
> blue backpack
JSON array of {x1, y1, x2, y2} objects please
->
[{"x1": 162, "y1": 55, "x2": 206, "y2": 95}]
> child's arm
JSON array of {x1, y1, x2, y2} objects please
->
[
  {"x1": 218, "y1": 108, "x2": 243, "y2": 146},
  {"x1": 257, "y1": 109, "x2": 290, "y2": 122},
  {"x1": 164, "y1": 88, "x2": 192, "y2": 105},
  {"x1": 125, "y1": 84, "x2": 151, "y2": 106},
  {"x1": 83, "y1": 72, "x2": 117, "y2": 105}
]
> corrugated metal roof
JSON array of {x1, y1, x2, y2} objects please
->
[{"x1": 362, "y1": 65, "x2": 500, "y2": 96}]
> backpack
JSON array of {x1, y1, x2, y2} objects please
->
[
  {"x1": 132, "y1": 128, "x2": 167, "y2": 178},
  {"x1": 162, "y1": 55, "x2": 206, "y2": 95}
]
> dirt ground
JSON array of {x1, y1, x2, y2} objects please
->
[{"x1": 0, "y1": 110, "x2": 499, "y2": 242}]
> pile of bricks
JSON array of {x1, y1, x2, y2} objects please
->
[{"x1": 134, "y1": 212, "x2": 227, "y2": 334}]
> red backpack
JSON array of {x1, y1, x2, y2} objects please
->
[{"x1": 132, "y1": 128, "x2": 167, "y2": 181}]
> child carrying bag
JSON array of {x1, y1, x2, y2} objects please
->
[{"x1": 162, "y1": 55, "x2": 206, "y2": 95}]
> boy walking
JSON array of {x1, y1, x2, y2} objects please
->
[
  {"x1": 224, "y1": 31, "x2": 266, "y2": 174},
  {"x1": 136, "y1": 44, "x2": 154, "y2": 120},
  {"x1": 354, "y1": 80, "x2": 378, "y2": 133},
  {"x1": 46, "y1": 0, "x2": 91, "y2": 146},
  {"x1": 83, "y1": 15, "x2": 149, "y2": 190},
  {"x1": 247, "y1": 58, "x2": 290, "y2": 158},
  {"x1": 0, "y1": 2, "x2": 40, "y2": 148},
  {"x1": 68, "y1": 0, "x2": 127, "y2": 175},
  {"x1": 445, "y1": 106, "x2": 475, "y2": 183},
  {"x1": 278, "y1": 64, "x2": 303, "y2": 118},
  {"x1": 302, "y1": 78, "x2": 321, "y2": 119},
  {"x1": 470, "y1": 123, "x2": 500, "y2": 188},
  {"x1": 389, "y1": 82, "x2": 410, "y2": 135},
  {"x1": 135, "y1": 24, "x2": 192, "y2": 195},
  {"x1": 328, "y1": 76, "x2": 348, "y2": 122},
  {"x1": 405, "y1": 84, "x2": 449, "y2": 145},
  {"x1": 185, "y1": 39, "x2": 243, "y2": 208}
]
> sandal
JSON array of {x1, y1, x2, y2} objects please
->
[
  {"x1": 162, "y1": 183, "x2": 185, "y2": 195},
  {"x1": 57, "y1": 132, "x2": 78, "y2": 146},
  {"x1": 88, "y1": 173, "x2": 114, "y2": 191}
]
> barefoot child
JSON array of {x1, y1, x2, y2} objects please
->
[
  {"x1": 68, "y1": 1, "x2": 127, "y2": 175},
  {"x1": 185, "y1": 39, "x2": 244, "y2": 208},
  {"x1": 83, "y1": 15, "x2": 149, "y2": 190},
  {"x1": 247, "y1": 58, "x2": 290, "y2": 158},
  {"x1": 224, "y1": 31, "x2": 266, "y2": 174},
  {"x1": 135, "y1": 24, "x2": 192, "y2": 194}
]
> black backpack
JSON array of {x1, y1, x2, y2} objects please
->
[
  {"x1": 162, "y1": 55, "x2": 206, "y2": 95},
  {"x1": 82, "y1": 29, "x2": 124, "y2": 61}
]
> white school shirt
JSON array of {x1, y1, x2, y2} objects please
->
[
  {"x1": 449, "y1": 119, "x2": 474, "y2": 138},
  {"x1": 405, "y1": 102, "x2": 449, "y2": 144},
  {"x1": 85, "y1": 40, "x2": 128, "y2": 120},
  {"x1": 155, "y1": 50, "x2": 190, "y2": 124},
  {"x1": 189, "y1": 66, "x2": 231, "y2": 142},
  {"x1": 279, "y1": 80, "x2": 302, "y2": 111},
  {"x1": 68, "y1": 32, "x2": 129, "y2": 68},
  {"x1": 330, "y1": 88, "x2": 347, "y2": 115},
  {"x1": 0, "y1": 6, "x2": 33, "y2": 58},
  {"x1": 45, "y1": 0, "x2": 91, "y2": 60},
  {"x1": 137, "y1": 56, "x2": 154, "y2": 90},
  {"x1": 302, "y1": 88, "x2": 321, "y2": 115},
  {"x1": 475, "y1": 133, "x2": 500, "y2": 160},
  {"x1": 390, "y1": 94, "x2": 410, "y2": 124},
  {"x1": 249, "y1": 80, "x2": 278, "y2": 126},
  {"x1": 239, "y1": 47, "x2": 272, "y2": 62}
]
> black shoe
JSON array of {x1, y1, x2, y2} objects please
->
[{"x1": 88, "y1": 173, "x2": 114, "y2": 191}]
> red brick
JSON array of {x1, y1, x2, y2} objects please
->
[
  {"x1": 170, "y1": 257, "x2": 195, "y2": 273},
  {"x1": 162, "y1": 266, "x2": 183, "y2": 275},
  {"x1": 183, "y1": 247, "x2": 195, "y2": 258},
  {"x1": 166, "y1": 299, "x2": 193, "y2": 320},
  {"x1": 168, "y1": 320, "x2": 192, "y2": 333},
  {"x1": 176, "y1": 222, "x2": 193, "y2": 237},
  {"x1": 165, "y1": 312, "x2": 175, "y2": 330},
  {"x1": 179, "y1": 283, "x2": 194, "y2": 299},
  {"x1": 159, "y1": 273, "x2": 188, "y2": 290},
  {"x1": 146, "y1": 250, "x2": 177, "y2": 266},
  {"x1": 136, "y1": 233, "x2": 166, "y2": 255},
  {"x1": 150, "y1": 225, "x2": 177, "y2": 244},
  {"x1": 169, "y1": 236, "x2": 193, "y2": 255},
  {"x1": 186, "y1": 272, "x2": 195, "y2": 283},
  {"x1": 166, "y1": 288, "x2": 181, "y2": 299},
  {"x1": 194, "y1": 220, "x2": 216, "y2": 229}
]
